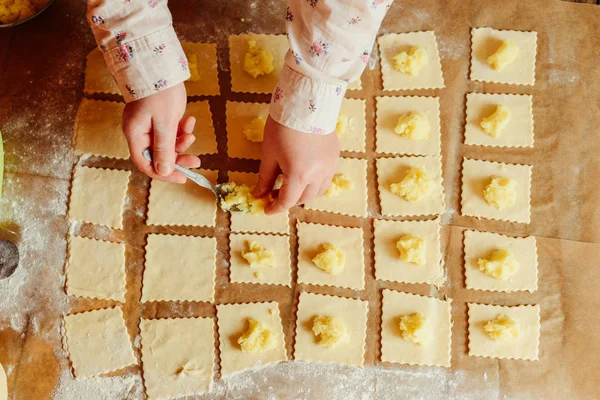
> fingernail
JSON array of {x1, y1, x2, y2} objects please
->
[{"x1": 156, "y1": 162, "x2": 171, "y2": 176}]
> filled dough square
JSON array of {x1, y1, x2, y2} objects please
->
[
  {"x1": 229, "y1": 34, "x2": 288, "y2": 93},
  {"x1": 461, "y1": 158, "x2": 532, "y2": 224},
  {"x1": 464, "y1": 230, "x2": 538, "y2": 292},
  {"x1": 141, "y1": 234, "x2": 216, "y2": 303},
  {"x1": 304, "y1": 158, "x2": 368, "y2": 217},
  {"x1": 84, "y1": 48, "x2": 120, "y2": 95},
  {"x1": 229, "y1": 233, "x2": 291, "y2": 286},
  {"x1": 374, "y1": 218, "x2": 443, "y2": 285},
  {"x1": 226, "y1": 101, "x2": 269, "y2": 160},
  {"x1": 182, "y1": 101, "x2": 217, "y2": 155},
  {"x1": 140, "y1": 317, "x2": 215, "y2": 399},
  {"x1": 66, "y1": 236, "x2": 126, "y2": 302},
  {"x1": 465, "y1": 93, "x2": 534, "y2": 148},
  {"x1": 468, "y1": 303, "x2": 540, "y2": 361},
  {"x1": 375, "y1": 96, "x2": 441, "y2": 156},
  {"x1": 470, "y1": 27, "x2": 537, "y2": 85},
  {"x1": 217, "y1": 302, "x2": 287, "y2": 376},
  {"x1": 73, "y1": 99, "x2": 129, "y2": 160},
  {"x1": 376, "y1": 156, "x2": 445, "y2": 217},
  {"x1": 181, "y1": 42, "x2": 220, "y2": 96},
  {"x1": 337, "y1": 98, "x2": 366, "y2": 153},
  {"x1": 147, "y1": 169, "x2": 217, "y2": 227},
  {"x1": 295, "y1": 292, "x2": 368, "y2": 366},
  {"x1": 64, "y1": 307, "x2": 136, "y2": 378},
  {"x1": 381, "y1": 290, "x2": 452, "y2": 367},
  {"x1": 378, "y1": 31, "x2": 444, "y2": 91},
  {"x1": 69, "y1": 166, "x2": 130, "y2": 229}
]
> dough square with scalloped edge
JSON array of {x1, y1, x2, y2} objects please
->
[
  {"x1": 295, "y1": 292, "x2": 368, "y2": 366},
  {"x1": 229, "y1": 34, "x2": 289, "y2": 93},
  {"x1": 84, "y1": 48, "x2": 120, "y2": 95},
  {"x1": 69, "y1": 166, "x2": 130, "y2": 230},
  {"x1": 461, "y1": 158, "x2": 531, "y2": 224},
  {"x1": 337, "y1": 98, "x2": 366, "y2": 153},
  {"x1": 304, "y1": 157, "x2": 368, "y2": 217},
  {"x1": 468, "y1": 303, "x2": 540, "y2": 361},
  {"x1": 374, "y1": 218, "x2": 442, "y2": 285},
  {"x1": 347, "y1": 77, "x2": 362, "y2": 91},
  {"x1": 229, "y1": 233, "x2": 291, "y2": 287},
  {"x1": 182, "y1": 101, "x2": 217, "y2": 155},
  {"x1": 226, "y1": 101, "x2": 269, "y2": 160},
  {"x1": 140, "y1": 317, "x2": 215, "y2": 399},
  {"x1": 376, "y1": 155, "x2": 445, "y2": 217},
  {"x1": 181, "y1": 41, "x2": 220, "y2": 96},
  {"x1": 378, "y1": 31, "x2": 444, "y2": 91},
  {"x1": 217, "y1": 302, "x2": 287, "y2": 377},
  {"x1": 141, "y1": 234, "x2": 216, "y2": 303},
  {"x1": 381, "y1": 290, "x2": 452, "y2": 367},
  {"x1": 147, "y1": 169, "x2": 217, "y2": 227},
  {"x1": 66, "y1": 236, "x2": 126, "y2": 302},
  {"x1": 73, "y1": 99, "x2": 129, "y2": 160},
  {"x1": 470, "y1": 27, "x2": 537, "y2": 85},
  {"x1": 465, "y1": 93, "x2": 534, "y2": 148},
  {"x1": 464, "y1": 230, "x2": 537, "y2": 293},
  {"x1": 63, "y1": 307, "x2": 136, "y2": 378},
  {"x1": 376, "y1": 96, "x2": 441, "y2": 156}
]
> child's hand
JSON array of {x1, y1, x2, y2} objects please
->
[
  {"x1": 253, "y1": 117, "x2": 340, "y2": 215},
  {"x1": 122, "y1": 83, "x2": 201, "y2": 184}
]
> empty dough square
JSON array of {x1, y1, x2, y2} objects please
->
[
  {"x1": 141, "y1": 234, "x2": 216, "y2": 303},
  {"x1": 229, "y1": 233, "x2": 291, "y2": 286},
  {"x1": 182, "y1": 101, "x2": 217, "y2": 155},
  {"x1": 381, "y1": 290, "x2": 452, "y2": 367},
  {"x1": 147, "y1": 169, "x2": 217, "y2": 227},
  {"x1": 297, "y1": 222, "x2": 365, "y2": 290},
  {"x1": 66, "y1": 236, "x2": 126, "y2": 302},
  {"x1": 84, "y1": 48, "x2": 120, "y2": 95},
  {"x1": 347, "y1": 77, "x2": 362, "y2": 91},
  {"x1": 378, "y1": 31, "x2": 444, "y2": 91},
  {"x1": 468, "y1": 303, "x2": 540, "y2": 361},
  {"x1": 295, "y1": 292, "x2": 368, "y2": 366},
  {"x1": 226, "y1": 101, "x2": 269, "y2": 160},
  {"x1": 465, "y1": 93, "x2": 534, "y2": 148},
  {"x1": 140, "y1": 317, "x2": 215, "y2": 399},
  {"x1": 228, "y1": 172, "x2": 289, "y2": 234},
  {"x1": 376, "y1": 96, "x2": 441, "y2": 156},
  {"x1": 374, "y1": 218, "x2": 443, "y2": 285},
  {"x1": 69, "y1": 166, "x2": 130, "y2": 230},
  {"x1": 304, "y1": 157, "x2": 368, "y2": 217},
  {"x1": 461, "y1": 158, "x2": 531, "y2": 224},
  {"x1": 229, "y1": 34, "x2": 289, "y2": 93},
  {"x1": 337, "y1": 98, "x2": 366, "y2": 153},
  {"x1": 464, "y1": 230, "x2": 538, "y2": 293},
  {"x1": 73, "y1": 99, "x2": 129, "y2": 160},
  {"x1": 376, "y1": 156, "x2": 445, "y2": 217},
  {"x1": 181, "y1": 41, "x2": 220, "y2": 96},
  {"x1": 217, "y1": 302, "x2": 287, "y2": 376},
  {"x1": 470, "y1": 27, "x2": 537, "y2": 85},
  {"x1": 64, "y1": 307, "x2": 136, "y2": 378}
]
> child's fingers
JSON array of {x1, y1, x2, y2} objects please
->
[
  {"x1": 297, "y1": 183, "x2": 320, "y2": 205},
  {"x1": 253, "y1": 157, "x2": 280, "y2": 198},
  {"x1": 265, "y1": 177, "x2": 304, "y2": 215},
  {"x1": 176, "y1": 153, "x2": 201, "y2": 169},
  {"x1": 152, "y1": 118, "x2": 179, "y2": 176},
  {"x1": 318, "y1": 174, "x2": 334, "y2": 196},
  {"x1": 179, "y1": 115, "x2": 196, "y2": 136},
  {"x1": 175, "y1": 133, "x2": 196, "y2": 153}
]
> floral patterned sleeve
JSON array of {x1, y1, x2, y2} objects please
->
[
  {"x1": 86, "y1": 0, "x2": 190, "y2": 102},
  {"x1": 269, "y1": 0, "x2": 393, "y2": 135}
]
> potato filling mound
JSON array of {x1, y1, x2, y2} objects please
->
[
  {"x1": 484, "y1": 314, "x2": 519, "y2": 340},
  {"x1": 399, "y1": 312, "x2": 428, "y2": 344},
  {"x1": 238, "y1": 319, "x2": 277, "y2": 353},
  {"x1": 244, "y1": 40, "x2": 274, "y2": 78},
  {"x1": 394, "y1": 112, "x2": 430, "y2": 141},
  {"x1": 219, "y1": 182, "x2": 266, "y2": 214},
  {"x1": 393, "y1": 46, "x2": 429, "y2": 76},
  {"x1": 312, "y1": 243, "x2": 345, "y2": 275},
  {"x1": 396, "y1": 234, "x2": 426, "y2": 265},
  {"x1": 390, "y1": 166, "x2": 434, "y2": 202},
  {"x1": 483, "y1": 176, "x2": 517, "y2": 209},
  {"x1": 477, "y1": 249, "x2": 519, "y2": 280},
  {"x1": 312, "y1": 316, "x2": 348, "y2": 348}
]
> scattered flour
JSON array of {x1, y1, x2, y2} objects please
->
[{"x1": 52, "y1": 370, "x2": 144, "y2": 400}]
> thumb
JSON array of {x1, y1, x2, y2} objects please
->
[
  {"x1": 253, "y1": 157, "x2": 279, "y2": 198},
  {"x1": 152, "y1": 118, "x2": 179, "y2": 176}
]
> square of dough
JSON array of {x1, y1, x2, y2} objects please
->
[
  {"x1": 375, "y1": 96, "x2": 441, "y2": 156},
  {"x1": 304, "y1": 158, "x2": 368, "y2": 217},
  {"x1": 297, "y1": 222, "x2": 365, "y2": 290},
  {"x1": 183, "y1": 101, "x2": 217, "y2": 155},
  {"x1": 181, "y1": 42, "x2": 220, "y2": 96},
  {"x1": 229, "y1": 34, "x2": 288, "y2": 93},
  {"x1": 470, "y1": 27, "x2": 537, "y2": 85},
  {"x1": 337, "y1": 98, "x2": 366, "y2": 153},
  {"x1": 229, "y1": 233, "x2": 291, "y2": 286},
  {"x1": 217, "y1": 302, "x2": 287, "y2": 377},
  {"x1": 73, "y1": 99, "x2": 129, "y2": 160},
  {"x1": 228, "y1": 172, "x2": 289, "y2": 234},
  {"x1": 376, "y1": 156, "x2": 445, "y2": 217},
  {"x1": 465, "y1": 93, "x2": 534, "y2": 148},
  {"x1": 226, "y1": 101, "x2": 269, "y2": 160},
  {"x1": 378, "y1": 31, "x2": 444, "y2": 91},
  {"x1": 141, "y1": 234, "x2": 216, "y2": 303},
  {"x1": 64, "y1": 307, "x2": 136, "y2": 378},
  {"x1": 84, "y1": 48, "x2": 120, "y2": 95},
  {"x1": 468, "y1": 303, "x2": 540, "y2": 360},
  {"x1": 295, "y1": 292, "x2": 368, "y2": 366},
  {"x1": 461, "y1": 158, "x2": 532, "y2": 224},
  {"x1": 381, "y1": 290, "x2": 452, "y2": 367},
  {"x1": 464, "y1": 230, "x2": 538, "y2": 292},
  {"x1": 374, "y1": 218, "x2": 442, "y2": 285},
  {"x1": 147, "y1": 169, "x2": 217, "y2": 227},
  {"x1": 140, "y1": 317, "x2": 215, "y2": 399},
  {"x1": 69, "y1": 166, "x2": 130, "y2": 229},
  {"x1": 347, "y1": 77, "x2": 362, "y2": 91},
  {"x1": 66, "y1": 236, "x2": 126, "y2": 302}
]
